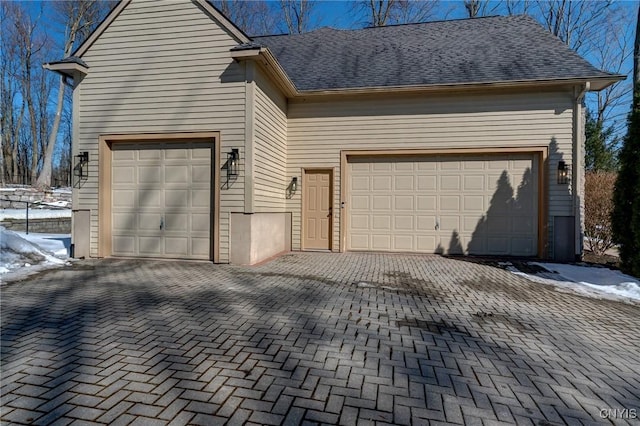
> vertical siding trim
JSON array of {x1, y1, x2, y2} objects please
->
[
  {"x1": 244, "y1": 62, "x2": 255, "y2": 213},
  {"x1": 573, "y1": 83, "x2": 589, "y2": 257},
  {"x1": 72, "y1": 80, "x2": 81, "y2": 211}
]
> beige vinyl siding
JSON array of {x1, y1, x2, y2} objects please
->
[
  {"x1": 286, "y1": 90, "x2": 575, "y2": 252},
  {"x1": 253, "y1": 66, "x2": 288, "y2": 212},
  {"x1": 77, "y1": 0, "x2": 246, "y2": 262}
]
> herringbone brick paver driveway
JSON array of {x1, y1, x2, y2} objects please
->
[{"x1": 1, "y1": 253, "x2": 639, "y2": 425}]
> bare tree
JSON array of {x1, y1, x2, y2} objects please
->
[
  {"x1": 535, "y1": 0, "x2": 612, "y2": 54},
  {"x1": 353, "y1": 0, "x2": 439, "y2": 27},
  {"x1": 213, "y1": 0, "x2": 279, "y2": 36},
  {"x1": 504, "y1": 0, "x2": 532, "y2": 16},
  {"x1": 8, "y1": 3, "x2": 49, "y2": 184},
  {"x1": 36, "y1": 1, "x2": 111, "y2": 188},
  {"x1": 588, "y1": 6, "x2": 634, "y2": 136},
  {"x1": 463, "y1": 0, "x2": 497, "y2": 18},
  {"x1": 279, "y1": 0, "x2": 318, "y2": 34}
]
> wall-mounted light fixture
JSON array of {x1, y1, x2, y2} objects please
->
[
  {"x1": 557, "y1": 160, "x2": 569, "y2": 185},
  {"x1": 226, "y1": 148, "x2": 239, "y2": 179},
  {"x1": 286, "y1": 177, "x2": 298, "y2": 199},
  {"x1": 73, "y1": 151, "x2": 89, "y2": 182}
]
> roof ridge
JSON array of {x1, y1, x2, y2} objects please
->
[{"x1": 253, "y1": 14, "x2": 532, "y2": 39}]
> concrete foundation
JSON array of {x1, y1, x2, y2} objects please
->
[{"x1": 230, "y1": 212, "x2": 291, "y2": 265}]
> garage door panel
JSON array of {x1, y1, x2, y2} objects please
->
[
  {"x1": 417, "y1": 235, "x2": 437, "y2": 251},
  {"x1": 165, "y1": 149, "x2": 188, "y2": 159},
  {"x1": 417, "y1": 216, "x2": 435, "y2": 230},
  {"x1": 165, "y1": 165, "x2": 188, "y2": 184},
  {"x1": 164, "y1": 238, "x2": 188, "y2": 256},
  {"x1": 191, "y1": 238, "x2": 210, "y2": 258},
  {"x1": 440, "y1": 196, "x2": 460, "y2": 211},
  {"x1": 139, "y1": 190, "x2": 162, "y2": 208},
  {"x1": 192, "y1": 165, "x2": 211, "y2": 183},
  {"x1": 440, "y1": 216, "x2": 460, "y2": 231},
  {"x1": 441, "y1": 161, "x2": 460, "y2": 170},
  {"x1": 417, "y1": 196, "x2": 436, "y2": 211},
  {"x1": 372, "y1": 215, "x2": 390, "y2": 230},
  {"x1": 113, "y1": 167, "x2": 134, "y2": 183},
  {"x1": 372, "y1": 176, "x2": 392, "y2": 190},
  {"x1": 113, "y1": 190, "x2": 135, "y2": 207},
  {"x1": 372, "y1": 162, "x2": 392, "y2": 172},
  {"x1": 372, "y1": 235, "x2": 391, "y2": 250},
  {"x1": 512, "y1": 238, "x2": 534, "y2": 255},
  {"x1": 111, "y1": 142, "x2": 212, "y2": 260},
  {"x1": 351, "y1": 176, "x2": 369, "y2": 191},
  {"x1": 165, "y1": 189, "x2": 188, "y2": 207},
  {"x1": 113, "y1": 213, "x2": 135, "y2": 231},
  {"x1": 139, "y1": 236, "x2": 162, "y2": 255},
  {"x1": 350, "y1": 215, "x2": 369, "y2": 229},
  {"x1": 417, "y1": 175, "x2": 436, "y2": 190},
  {"x1": 372, "y1": 196, "x2": 391, "y2": 210},
  {"x1": 351, "y1": 195, "x2": 369, "y2": 210},
  {"x1": 113, "y1": 236, "x2": 135, "y2": 255},
  {"x1": 393, "y1": 235, "x2": 413, "y2": 250},
  {"x1": 394, "y1": 195, "x2": 413, "y2": 210},
  {"x1": 350, "y1": 234, "x2": 369, "y2": 250},
  {"x1": 394, "y1": 215, "x2": 413, "y2": 230},
  {"x1": 463, "y1": 196, "x2": 484, "y2": 212},
  {"x1": 440, "y1": 176, "x2": 461, "y2": 190},
  {"x1": 464, "y1": 176, "x2": 485, "y2": 191},
  {"x1": 139, "y1": 166, "x2": 161, "y2": 183},
  {"x1": 487, "y1": 237, "x2": 509, "y2": 254},
  {"x1": 191, "y1": 189, "x2": 210, "y2": 207},
  {"x1": 394, "y1": 175, "x2": 413, "y2": 190},
  {"x1": 138, "y1": 149, "x2": 161, "y2": 160},
  {"x1": 348, "y1": 153, "x2": 537, "y2": 256},
  {"x1": 164, "y1": 213, "x2": 188, "y2": 232},
  {"x1": 191, "y1": 213, "x2": 210, "y2": 232},
  {"x1": 138, "y1": 213, "x2": 162, "y2": 230},
  {"x1": 394, "y1": 162, "x2": 414, "y2": 171},
  {"x1": 463, "y1": 216, "x2": 480, "y2": 233}
]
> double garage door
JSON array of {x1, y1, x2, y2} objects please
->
[
  {"x1": 111, "y1": 142, "x2": 212, "y2": 260},
  {"x1": 347, "y1": 153, "x2": 538, "y2": 256}
]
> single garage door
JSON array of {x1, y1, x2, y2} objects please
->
[
  {"x1": 111, "y1": 141, "x2": 212, "y2": 260},
  {"x1": 347, "y1": 153, "x2": 538, "y2": 256}
]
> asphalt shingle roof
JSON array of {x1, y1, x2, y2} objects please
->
[{"x1": 250, "y1": 15, "x2": 616, "y2": 92}]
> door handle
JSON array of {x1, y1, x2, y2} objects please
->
[
  {"x1": 160, "y1": 216, "x2": 164, "y2": 230},
  {"x1": 328, "y1": 206, "x2": 333, "y2": 217}
]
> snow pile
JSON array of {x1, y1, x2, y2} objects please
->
[
  {"x1": 510, "y1": 262, "x2": 640, "y2": 302},
  {"x1": 0, "y1": 226, "x2": 70, "y2": 281},
  {"x1": 0, "y1": 209, "x2": 72, "y2": 220}
]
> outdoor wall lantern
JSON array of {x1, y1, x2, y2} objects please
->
[
  {"x1": 286, "y1": 177, "x2": 298, "y2": 199},
  {"x1": 557, "y1": 160, "x2": 569, "y2": 185},
  {"x1": 227, "y1": 148, "x2": 239, "y2": 178},
  {"x1": 74, "y1": 151, "x2": 89, "y2": 181}
]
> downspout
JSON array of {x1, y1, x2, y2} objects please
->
[{"x1": 574, "y1": 82, "x2": 589, "y2": 260}]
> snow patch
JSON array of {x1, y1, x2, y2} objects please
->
[
  {"x1": 0, "y1": 209, "x2": 72, "y2": 220},
  {"x1": 1, "y1": 226, "x2": 70, "y2": 282},
  {"x1": 511, "y1": 262, "x2": 640, "y2": 302}
]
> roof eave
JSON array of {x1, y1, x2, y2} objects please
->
[
  {"x1": 295, "y1": 75, "x2": 626, "y2": 97},
  {"x1": 230, "y1": 47, "x2": 298, "y2": 97},
  {"x1": 43, "y1": 61, "x2": 89, "y2": 82}
]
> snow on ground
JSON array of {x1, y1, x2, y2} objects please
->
[
  {"x1": 509, "y1": 261, "x2": 640, "y2": 303},
  {"x1": 0, "y1": 226, "x2": 70, "y2": 282},
  {"x1": 0, "y1": 208, "x2": 72, "y2": 220}
]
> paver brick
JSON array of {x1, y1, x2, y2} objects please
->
[{"x1": 2, "y1": 253, "x2": 639, "y2": 426}]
